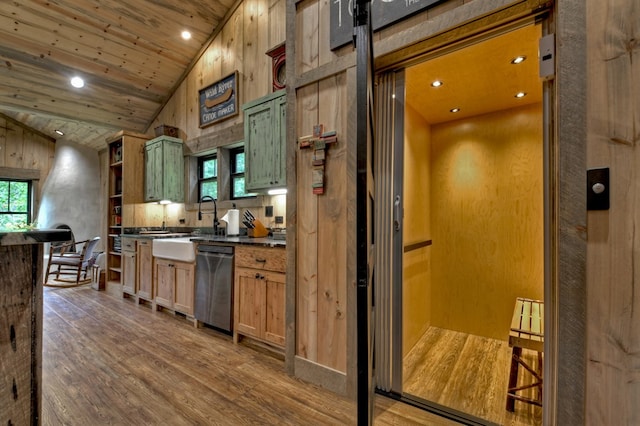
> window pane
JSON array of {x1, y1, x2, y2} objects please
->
[
  {"x1": 234, "y1": 151, "x2": 245, "y2": 173},
  {"x1": 233, "y1": 176, "x2": 257, "y2": 198},
  {"x1": 9, "y1": 182, "x2": 28, "y2": 212},
  {"x1": 202, "y1": 158, "x2": 217, "y2": 179},
  {"x1": 0, "y1": 213, "x2": 28, "y2": 228},
  {"x1": 201, "y1": 181, "x2": 218, "y2": 199}
]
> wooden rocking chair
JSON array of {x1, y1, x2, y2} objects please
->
[{"x1": 44, "y1": 237, "x2": 101, "y2": 287}]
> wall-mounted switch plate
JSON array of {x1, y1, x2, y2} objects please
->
[
  {"x1": 265, "y1": 205, "x2": 273, "y2": 217},
  {"x1": 275, "y1": 216, "x2": 284, "y2": 224},
  {"x1": 587, "y1": 167, "x2": 610, "y2": 210},
  {"x1": 539, "y1": 34, "x2": 555, "y2": 80}
]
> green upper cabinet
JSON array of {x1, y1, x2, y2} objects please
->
[
  {"x1": 144, "y1": 136, "x2": 184, "y2": 203},
  {"x1": 243, "y1": 90, "x2": 286, "y2": 191}
]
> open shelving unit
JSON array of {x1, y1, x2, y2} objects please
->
[{"x1": 105, "y1": 131, "x2": 148, "y2": 292}]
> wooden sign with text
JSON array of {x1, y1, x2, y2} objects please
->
[{"x1": 199, "y1": 71, "x2": 239, "y2": 127}]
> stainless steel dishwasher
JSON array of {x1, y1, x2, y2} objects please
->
[{"x1": 195, "y1": 244, "x2": 234, "y2": 333}]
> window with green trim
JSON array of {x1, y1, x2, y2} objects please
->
[
  {"x1": 0, "y1": 179, "x2": 31, "y2": 229},
  {"x1": 198, "y1": 154, "x2": 217, "y2": 200},
  {"x1": 231, "y1": 148, "x2": 256, "y2": 199}
]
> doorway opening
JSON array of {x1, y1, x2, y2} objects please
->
[{"x1": 374, "y1": 21, "x2": 547, "y2": 426}]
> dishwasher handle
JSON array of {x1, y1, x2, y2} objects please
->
[{"x1": 197, "y1": 244, "x2": 234, "y2": 255}]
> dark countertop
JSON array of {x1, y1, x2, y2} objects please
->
[
  {"x1": 121, "y1": 233, "x2": 192, "y2": 240},
  {"x1": 122, "y1": 233, "x2": 286, "y2": 247},
  {"x1": 190, "y1": 235, "x2": 286, "y2": 248},
  {"x1": 0, "y1": 229, "x2": 73, "y2": 246}
]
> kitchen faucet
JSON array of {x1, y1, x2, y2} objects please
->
[{"x1": 198, "y1": 195, "x2": 219, "y2": 234}]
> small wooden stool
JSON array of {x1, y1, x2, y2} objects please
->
[{"x1": 506, "y1": 297, "x2": 544, "y2": 411}]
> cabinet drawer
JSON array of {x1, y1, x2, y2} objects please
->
[
  {"x1": 122, "y1": 238, "x2": 136, "y2": 252},
  {"x1": 235, "y1": 246, "x2": 285, "y2": 273}
]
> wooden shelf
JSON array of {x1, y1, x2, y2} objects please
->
[{"x1": 105, "y1": 132, "x2": 147, "y2": 291}]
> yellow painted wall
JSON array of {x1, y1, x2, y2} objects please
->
[
  {"x1": 430, "y1": 103, "x2": 543, "y2": 341},
  {"x1": 403, "y1": 104, "x2": 433, "y2": 357}
]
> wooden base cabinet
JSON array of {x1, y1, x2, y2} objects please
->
[
  {"x1": 122, "y1": 238, "x2": 137, "y2": 296},
  {"x1": 234, "y1": 246, "x2": 286, "y2": 347},
  {"x1": 136, "y1": 240, "x2": 153, "y2": 302},
  {"x1": 153, "y1": 258, "x2": 195, "y2": 317},
  {"x1": 122, "y1": 250, "x2": 136, "y2": 295}
]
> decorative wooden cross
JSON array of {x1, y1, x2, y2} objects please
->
[{"x1": 298, "y1": 124, "x2": 338, "y2": 195}]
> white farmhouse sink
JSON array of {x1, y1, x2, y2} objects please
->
[{"x1": 152, "y1": 237, "x2": 195, "y2": 262}]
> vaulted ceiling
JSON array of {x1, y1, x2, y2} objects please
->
[
  {"x1": 0, "y1": 0, "x2": 236, "y2": 151},
  {"x1": 2, "y1": 3, "x2": 543, "y2": 152}
]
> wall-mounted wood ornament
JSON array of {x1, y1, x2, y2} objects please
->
[
  {"x1": 266, "y1": 42, "x2": 286, "y2": 92},
  {"x1": 298, "y1": 124, "x2": 338, "y2": 195}
]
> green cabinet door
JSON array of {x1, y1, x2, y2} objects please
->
[
  {"x1": 243, "y1": 90, "x2": 286, "y2": 191},
  {"x1": 144, "y1": 136, "x2": 184, "y2": 203}
]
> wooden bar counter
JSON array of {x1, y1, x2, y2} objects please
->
[{"x1": 0, "y1": 229, "x2": 72, "y2": 425}]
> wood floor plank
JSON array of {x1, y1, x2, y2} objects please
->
[
  {"x1": 42, "y1": 285, "x2": 454, "y2": 425},
  {"x1": 403, "y1": 327, "x2": 542, "y2": 426}
]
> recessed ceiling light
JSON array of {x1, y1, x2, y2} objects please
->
[
  {"x1": 450, "y1": 108, "x2": 460, "y2": 113},
  {"x1": 54, "y1": 129, "x2": 64, "y2": 136},
  {"x1": 515, "y1": 92, "x2": 527, "y2": 98},
  {"x1": 511, "y1": 56, "x2": 527, "y2": 64},
  {"x1": 431, "y1": 80, "x2": 443, "y2": 87},
  {"x1": 181, "y1": 30, "x2": 191, "y2": 40},
  {"x1": 70, "y1": 76, "x2": 84, "y2": 88}
]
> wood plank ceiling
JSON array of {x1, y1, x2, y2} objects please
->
[{"x1": 0, "y1": 0, "x2": 236, "y2": 151}]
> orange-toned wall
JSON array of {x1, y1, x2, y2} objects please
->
[
  {"x1": 429, "y1": 102, "x2": 544, "y2": 341},
  {"x1": 403, "y1": 104, "x2": 433, "y2": 356}
]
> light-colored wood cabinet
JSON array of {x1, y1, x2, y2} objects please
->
[
  {"x1": 136, "y1": 240, "x2": 153, "y2": 302},
  {"x1": 234, "y1": 245, "x2": 286, "y2": 347},
  {"x1": 122, "y1": 238, "x2": 136, "y2": 296},
  {"x1": 154, "y1": 258, "x2": 174, "y2": 309},
  {"x1": 105, "y1": 131, "x2": 147, "y2": 292},
  {"x1": 144, "y1": 136, "x2": 184, "y2": 203},
  {"x1": 243, "y1": 90, "x2": 286, "y2": 191},
  {"x1": 153, "y1": 257, "x2": 195, "y2": 317},
  {"x1": 122, "y1": 251, "x2": 136, "y2": 296},
  {"x1": 173, "y1": 262, "x2": 195, "y2": 315}
]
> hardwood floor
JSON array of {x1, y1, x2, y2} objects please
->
[
  {"x1": 42, "y1": 284, "x2": 459, "y2": 425},
  {"x1": 403, "y1": 327, "x2": 543, "y2": 426}
]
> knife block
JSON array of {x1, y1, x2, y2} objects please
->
[{"x1": 248, "y1": 219, "x2": 269, "y2": 238}]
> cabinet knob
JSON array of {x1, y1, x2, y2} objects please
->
[{"x1": 255, "y1": 273, "x2": 260, "y2": 279}]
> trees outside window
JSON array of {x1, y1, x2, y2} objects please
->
[
  {"x1": 0, "y1": 179, "x2": 31, "y2": 229},
  {"x1": 198, "y1": 154, "x2": 217, "y2": 200},
  {"x1": 231, "y1": 147, "x2": 256, "y2": 199}
]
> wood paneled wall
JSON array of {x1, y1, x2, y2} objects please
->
[
  {"x1": 0, "y1": 114, "x2": 55, "y2": 208},
  {"x1": 403, "y1": 105, "x2": 433, "y2": 357},
  {"x1": 586, "y1": 0, "x2": 640, "y2": 423},
  {"x1": 430, "y1": 103, "x2": 544, "y2": 341},
  {"x1": 295, "y1": 76, "x2": 349, "y2": 373},
  {"x1": 151, "y1": 0, "x2": 285, "y2": 147}
]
